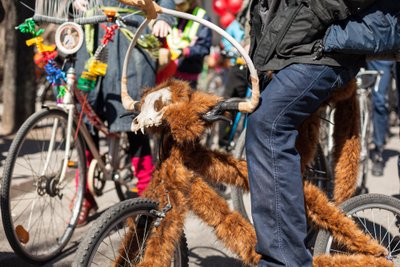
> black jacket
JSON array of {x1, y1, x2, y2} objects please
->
[
  {"x1": 250, "y1": 0, "x2": 374, "y2": 71},
  {"x1": 0, "y1": 1, "x2": 4, "y2": 23}
]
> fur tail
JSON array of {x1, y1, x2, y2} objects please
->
[
  {"x1": 332, "y1": 80, "x2": 360, "y2": 204},
  {"x1": 313, "y1": 254, "x2": 394, "y2": 267}
]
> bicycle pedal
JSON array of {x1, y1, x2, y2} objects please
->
[{"x1": 67, "y1": 161, "x2": 78, "y2": 168}]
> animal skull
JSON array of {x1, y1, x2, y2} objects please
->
[{"x1": 131, "y1": 87, "x2": 172, "y2": 133}]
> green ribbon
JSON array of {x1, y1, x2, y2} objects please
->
[{"x1": 16, "y1": 18, "x2": 44, "y2": 37}]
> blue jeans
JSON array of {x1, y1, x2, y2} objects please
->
[
  {"x1": 367, "y1": 60, "x2": 395, "y2": 149},
  {"x1": 246, "y1": 63, "x2": 356, "y2": 267}
]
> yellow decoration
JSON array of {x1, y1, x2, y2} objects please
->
[
  {"x1": 26, "y1": 36, "x2": 56, "y2": 54},
  {"x1": 88, "y1": 60, "x2": 108, "y2": 77},
  {"x1": 81, "y1": 71, "x2": 97, "y2": 81},
  {"x1": 26, "y1": 36, "x2": 44, "y2": 47}
]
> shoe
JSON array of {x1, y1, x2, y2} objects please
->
[
  {"x1": 371, "y1": 148, "x2": 384, "y2": 177},
  {"x1": 125, "y1": 187, "x2": 140, "y2": 199},
  {"x1": 372, "y1": 160, "x2": 384, "y2": 176},
  {"x1": 76, "y1": 198, "x2": 98, "y2": 227}
]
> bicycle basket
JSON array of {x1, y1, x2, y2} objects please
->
[{"x1": 33, "y1": 0, "x2": 120, "y2": 24}]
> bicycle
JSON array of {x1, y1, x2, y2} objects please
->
[
  {"x1": 74, "y1": 3, "x2": 399, "y2": 266},
  {"x1": 355, "y1": 69, "x2": 383, "y2": 194},
  {"x1": 0, "y1": 4, "x2": 164, "y2": 264}
]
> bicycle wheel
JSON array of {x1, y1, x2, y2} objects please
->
[
  {"x1": 74, "y1": 198, "x2": 189, "y2": 267},
  {"x1": 314, "y1": 194, "x2": 400, "y2": 266},
  {"x1": 1, "y1": 108, "x2": 86, "y2": 263},
  {"x1": 230, "y1": 130, "x2": 252, "y2": 222}
]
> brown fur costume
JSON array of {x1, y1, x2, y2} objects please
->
[{"x1": 114, "y1": 79, "x2": 391, "y2": 266}]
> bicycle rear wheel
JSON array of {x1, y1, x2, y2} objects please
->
[
  {"x1": 314, "y1": 194, "x2": 400, "y2": 266},
  {"x1": 1, "y1": 108, "x2": 86, "y2": 263},
  {"x1": 74, "y1": 198, "x2": 189, "y2": 267},
  {"x1": 356, "y1": 88, "x2": 371, "y2": 195}
]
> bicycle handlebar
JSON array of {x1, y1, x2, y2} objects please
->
[{"x1": 33, "y1": 14, "x2": 110, "y2": 25}]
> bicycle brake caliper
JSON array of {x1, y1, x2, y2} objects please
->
[{"x1": 150, "y1": 193, "x2": 172, "y2": 227}]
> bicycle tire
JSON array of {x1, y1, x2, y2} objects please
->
[
  {"x1": 314, "y1": 193, "x2": 400, "y2": 266},
  {"x1": 73, "y1": 198, "x2": 189, "y2": 267},
  {"x1": 1, "y1": 108, "x2": 86, "y2": 264},
  {"x1": 230, "y1": 130, "x2": 251, "y2": 221}
]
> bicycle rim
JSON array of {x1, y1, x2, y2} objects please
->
[
  {"x1": 1, "y1": 109, "x2": 86, "y2": 263},
  {"x1": 314, "y1": 194, "x2": 400, "y2": 266}
]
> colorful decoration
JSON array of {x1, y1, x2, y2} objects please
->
[
  {"x1": 219, "y1": 12, "x2": 235, "y2": 29},
  {"x1": 101, "y1": 24, "x2": 119, "y2": 45},
  {"x1": 212, "y1": 0, "x2": 243, "y2": 28},
  {"x1": 56, "y1": 85, "x2": 67, "y2": 103},
  {"x1": 227, "y1": 0, "x2": 243, "y2": 14},
  {"x1": 45, "y1": 61, "x2": 66, "y2": 85},
  {"x1": 212, "y1": 0, "x2": 228, "y2": 16},
  {"x1": 77, "y1": 23, "x2": 119, "y2": 92},
  {"x1": 16, "y1": 18, "x2": 44, "y2": 37},
  {"x1": 17, "y1": 18, "x2": 67, "y2": 102}
]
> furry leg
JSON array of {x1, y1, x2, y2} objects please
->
[
  {"x1": 188, "y1": 177, "x2": 260, "y2": 265},
  {"x1": 304, "y1": 182, "x2": 387, "y2": 256},
  {"x1": 136, "y1": 189, "x2": 189, "y2": 267},
  {"x1": 313, "y1": 254, "x2": 394, "y2": 267},
  {"x1": 332, "y1": 83, "x2": 360, "y2": 204},
  {"x1": 296, "y1": 110, "x2": 321, "y2": 173},
  {"x1": 113, "y1": 158, "x2": 191, "y2": 267},
  {"x1": 183, "y1": 146, "x2": 250, "y2": 191},
  {"x1": 135, "y1": 159, "x2": 192, "y2": 267}
]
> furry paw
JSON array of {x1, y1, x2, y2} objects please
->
[{"x1": 313, "y1": 254, "x2": 394, "y2": 267}]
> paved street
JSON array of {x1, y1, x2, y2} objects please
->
[{"x1": 0, "y1": 126, "x2": 399, "y2": 267}]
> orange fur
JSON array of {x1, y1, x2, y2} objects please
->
[
  {"x1": 332, "y1": 84, "x2": 360, "y2": 203},
  {"x1": 304, "y1": 182, "x2": 386, "y2": 256},
  {"x1": 314, "y1": 254, "x2": 394, "y2": 267}
]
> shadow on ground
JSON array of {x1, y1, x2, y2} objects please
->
[{"x1": 189, "y1": 246, "x2": 242, "y2": 267}]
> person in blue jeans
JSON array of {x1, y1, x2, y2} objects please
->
[
  {"x1": 367, "y1": 60, "x2": 396, "y2": 176},
  {"x1": 246, "y1": 0, "x2": 373, "y2": 266}
]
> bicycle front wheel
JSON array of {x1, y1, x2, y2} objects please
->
[
  {"x1": 314, "y1": 194, "x2": 400, "y2": 266},
  {"x1": 1, "y1": 108, "x2": 86, "y2": 263},
  {"x1": 74, "y1": 198, "x2": 189, "y2": 267}
]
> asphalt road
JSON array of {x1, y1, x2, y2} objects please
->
[{"x1": 0, "y1": 126, "x2": 399, "y2": 267}]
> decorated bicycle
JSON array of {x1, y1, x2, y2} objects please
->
[
  {"x1": 1, "y1": 0, "x2": 169, "y2": 264},
  {"x1": 71, "y1": 1, "x2": 400, "y2": 266}
]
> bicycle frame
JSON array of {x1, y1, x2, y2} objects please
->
[
  {"x1": 42, "y1": 61, "x2": 123, "y2": 189},
  {"x1": 226, "y1": 87, "x2": 252, "y2": 146}
]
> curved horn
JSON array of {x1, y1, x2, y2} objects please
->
[
  {"x1": 121, "y1": 18, "x2": 151, "y2": 111},
  {"x1": 121, "y1": 8, "x2": 260, "y2": 114}
]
